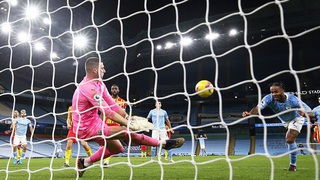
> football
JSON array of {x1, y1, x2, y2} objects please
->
[{"x1": 195, "y1": 80, "x2": 214, "y2": 98}]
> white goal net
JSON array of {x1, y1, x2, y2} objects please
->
[{"x1": 0, "y1": 0, "x2": 320, "y2": 179}]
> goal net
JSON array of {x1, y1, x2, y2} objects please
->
[{"x1": 0, "y1": 0, "x2": 320, "y2": 179}]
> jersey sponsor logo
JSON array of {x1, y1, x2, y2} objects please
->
[{"x1": 93, "y1": 94, "x2": 101, "y2": 101}]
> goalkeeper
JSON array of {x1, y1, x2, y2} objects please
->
[
  {"x1": 73, "y1": 57, "x2": 185, "y2": 177},
  {"x1": 242, "y1": 82, "x2": 311, "y2": 172}
]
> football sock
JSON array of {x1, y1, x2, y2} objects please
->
[
  {"x1": 151, "y1": 147, "x2": 156, "y2": 159},
  {"x1": 288, "y1": 142, "x2": 297, "y2": 166},
  {"x1": 168, "y1": 150, "x2": 172, "y2": 160},
  {"x1": 18, "y1": 148, "x2": 22, "y2": 159},
  {"x1": 87, "y1": 147, "x2": 123, "y2": 164},
  {"x1": 86, "y1": 148, "x2": 92, "y2": 156},
  {"x1": 104, "y1": 156, "x2": 111, "y2": 163},
  {"x1": 65, "y1": 149, "x2": 72, "y2": 164}
]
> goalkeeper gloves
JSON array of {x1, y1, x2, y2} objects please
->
[{"x1": 128, "y1": 116, "x2": 154, "y2": 132}]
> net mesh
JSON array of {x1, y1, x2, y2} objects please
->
[{"x1": 0, "y1": 0, "x2": 320, "y2": 179}]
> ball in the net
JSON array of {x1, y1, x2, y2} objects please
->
[{"x1": 195, "y1": 80, "x2": 214, "y2": 98}]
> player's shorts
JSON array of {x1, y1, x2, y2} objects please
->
[
  {"x1": 67, "y1": 128, "x2": 77, "y2": 143},
  {"x1": 200, "y1": 143, "x2": 206, "y2": 149},
  {"x1": 56, "y1": 149, "x2": 63, "y2": 153},
  {"x1": 282, "y1": 117, "x2": 305, "y2": 133},
  {"x1": 152, "y1": 129, "x2": 169, "y2": 141},
  {"x1": 13, "y1": 135, "x2": 27, "y2": 146}
]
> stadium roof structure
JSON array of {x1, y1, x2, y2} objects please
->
[{"x1": 0, "y1": 0, "x2": 319, "y2": 101}]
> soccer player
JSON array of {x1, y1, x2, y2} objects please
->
[
  {"x1": 164, "y1": 124, "x2": 172, "y2": 160},
  {"x1": 140, "y1": 145, "x2": 147, "y2": 157},
  {"x1": 195, "y1": 133, "x2": 208, "y2": 156},
  {"x1": 103, "y1": 84, "x2": 126, "y2": 166},
  {"x1": 314, "y1": 124, "x2": 320, "y2": 143},
  {"x1": 242, "y1": 82, "x2": 311, "y2": 171},
  {"x1": 301, "y1": 95, "x2": 320, "y2": 143},
  {"x1": 63, "y1": 106, "x2": 92, "y2": 167},
  {"x1": 73, "y1": 57, "x2": 185, "y2": 177},
  {"x1": 55, "y1": 141, "x2": 63, "y2": 158},
  {"x1": 147, "y1": 101, "x2": 175, "y2": 163},
  {"x1": 12, "y1": 109, "x2": 34, "y2": 165},
  {"x1": 6, "y1": 110, "x2": 23, "y2": 163}
]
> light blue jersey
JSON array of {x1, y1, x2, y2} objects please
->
[
  {"x1": 312, "y1": 105, "x2": 320, "y2": 121},
  {"x1": 57, "y1": 142, "x2": 62, "y2": 150},
  {"x1": 14, "y1": 118, "x2": 32, "y2": 136},
  {"x1": 147, "y1": 109, "x2": 168, "y2": 129},
  {"x1": 198, "y1": 137, "x2": 206, "y2": 146},
  {"x1": 258, "y1": 93, "x2": 311, "y2": 122}
]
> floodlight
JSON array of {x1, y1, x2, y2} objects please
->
[
  {"x1": 43, "y1": 17, "x2": 51, "y2": 25},
  {"x1": 165, "y1": 42, "x2": 174, "y2": 49},
  {"x1": 205, "y1": 32, "x2": 219, "y2": 40},
  {"x1": 6, "y1": 0, "x2": 17, "y2": 6},
  {"x1": 180, "y1": 37, "x2": 192, "y2": 46},
  {"x1": 1, "y1": 22, "x2": 11, "y2": 33},
  {"x1": 50, "y1": 52, "x2": 58, "y2": 59},
  {"x1": 73, "y1": 35, "x2": 88, "y2": 49},
  {"x1": 18, "y1": 32, "x2": 30, "y2": 42},
  {"x1": 34, "y1": 42, "x2": 45, "y2": 51},
  {"x1": 156, "y1": 45, "x2": 162, "y2": 50},
  {"x1": 25, "y1": 6, "x2": 40, "y2": 20},
  {"x1": 229, "y1": 29, "x2": 238, "y2": 36}
]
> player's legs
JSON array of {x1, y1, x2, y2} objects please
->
[
  {"x1": 19, "y1": 136, "x2": 28, "y2": 164},
  {"x1": 165, "y1": 150, "x2": 168, "y2": 159},
  {"x1": 286, "y1": 117, "x2": 304, "y2": 171},
  {"x1": 168, "y1": 150, "x2": 173, "y2": 162},
  {"x1": 151, "y1": 130, "x2": 160, "y2": 160},
  {"x1": 77, "y1": 124, "x2": 184, "y2": 177},
  {"x1": 64, "y1": 139, "x2": 74, "y2": 167},
  {"x1": 81, "y1": 140, "x2": 92, "y2": 156},
  {"x1": 83, "y1": 125, "x2": 161, "y2": 165},
  {"x1": 159, "y1": 130, "x2": 171, "y2": 161},
  {"x1": 13, "y1": 136, "x2": 22, "y2": 164},
  {"x1": 17, "y1": 146, "x2": 22, "y2": 161},
  {"x1": 104, "y1": 156, "x2": 111, "y2": 165},
  {"x1": 85, "y1": 139, "x2": 124, "y2": 165},
  {"x1": 64, "y1": 128, "x2": 77, "y2": 167},
  {"x1": 286, "y1": 129, "x2": 299, "y2": 168}
]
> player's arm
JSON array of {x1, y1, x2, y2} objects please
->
[
  {"x1": 194, "y1": 134, "x2": 198, "y2": 140},
  {"x1": 296, "y1": 98, "x2": 311, "y2": 116},
  {"x1": 204, "y1": 134, "x2": 208, "y2": 140},
  {"x1": 29, "y1": 124, "x2": 34, "y2": 134},
  {"x1": 9, "y1": 122, "x2": 14, "y2": 132},
  {"x1": 12, "y1": 120, "x2": 17, "y2": 134},
  {"x1": 165, "y1": 118, "x2": 174, "y2": 133},
  {"x1": 67, "y1": 108, "x2": 72, "y2": 129},
  {"x1": 242, "y1": 106, "x2": 259, "y2": 117}
]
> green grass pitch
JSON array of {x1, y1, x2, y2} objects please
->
[{"x1": 0, "y1": 155, "x2": 319, "y2": 180}]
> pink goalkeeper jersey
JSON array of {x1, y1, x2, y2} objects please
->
[{"x1": 72, "y1": 76, "x2": 121, "y2": 138}]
